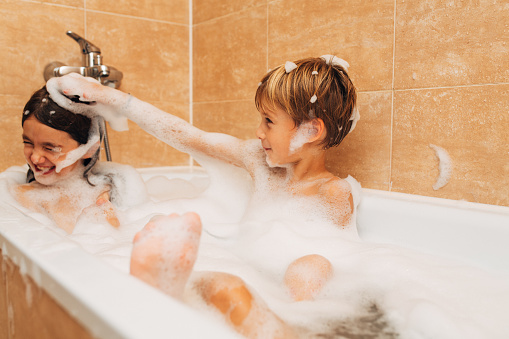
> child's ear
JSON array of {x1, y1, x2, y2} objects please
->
[
  {"x1": 83, "y1": 141, "x2": 101, "y2": 159},
  {"x1": 308, "y1": 118, "x2": 326, "y2": 142}
]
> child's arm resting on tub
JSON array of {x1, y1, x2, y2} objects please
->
[{"x1": 47, "y1": 74, "x2": 255, "y2": 169}]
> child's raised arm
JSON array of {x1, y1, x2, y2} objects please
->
[{"x1": 47, "y1": 74, "x2": 254, "y2": 169}]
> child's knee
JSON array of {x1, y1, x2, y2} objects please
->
[
  {"x1": 284, "y1": 254, "x2": 333, "y2": 301},
  {"x1": 195, "y1": 272, "x2": 253, "y2": 326}
]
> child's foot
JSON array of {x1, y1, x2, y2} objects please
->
[
  {"x1": 284, "y1": 254, "x2": 333, "y2": 301},
  {"x1": 130, "y1": 212, "x2": 202, "y2": 299}
]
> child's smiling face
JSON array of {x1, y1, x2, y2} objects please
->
[
  {"x1": 22, "y1": 116, "x2": 83, "y2": 185},
  {"x1": 256, "y1": 104, "x2": 299, "y2": 167}
]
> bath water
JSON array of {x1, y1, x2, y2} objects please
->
[{"x1": 1, "y1": 162, "x2": 509, "y2": 339}]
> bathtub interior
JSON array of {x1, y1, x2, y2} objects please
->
[
  {"x1": 1, "y1": 165, "x2": 509, "y2": 339},
  {"x1": 357, "y1": 188, "x2": 509, "y2": 274}
]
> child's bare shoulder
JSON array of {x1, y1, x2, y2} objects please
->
[
  {"x1": 11, "y1": 182, "x2": 47, "y2": 211},
  {"x1": 319, "y1": 176, "x2": 354, "y2": 225},
  {"x1": 320, "y1": 176, "x2": 352, "y2": 198},
  {"x1": 13, "y1": 183, "x2": 37, "y2": 194}
]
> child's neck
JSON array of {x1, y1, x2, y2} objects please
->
[
  {"x1": 284, "y1": 151, "x2": 330, "y2": 184},
  {"x1": 34, "y1": 167, "x2": 88, "y2": 189}
]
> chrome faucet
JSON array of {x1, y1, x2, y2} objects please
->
[
  {"x1": 43, "y1": 31, "x2": 123, "y2": 161},
  {"x1": 44, "y1": 31, "x2": 123, "y2": 88}
]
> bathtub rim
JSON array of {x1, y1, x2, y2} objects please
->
[{"x1": 357, "y1": 187, "x2": 509, "y2": 274}]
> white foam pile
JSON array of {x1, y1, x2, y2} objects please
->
[
  {"x1": 430, "y1": 144, "x2": 452, "y2": 191},
  {"x1": 1, "y1": 161, "x2": 509, "y2": 339},
  {"x1": 47, "y1": 74, "x2": 129, "y2": 132},
  {"x1": 288, "y1": 121, "x2": 314, "y2": 154},
  {"x1": 54, "y1": 117, "x2": 101, "y2": 173}
]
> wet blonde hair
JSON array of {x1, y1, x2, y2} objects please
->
[{"x1": 255, "y1": 56, "x2": 357, "y2": 149}]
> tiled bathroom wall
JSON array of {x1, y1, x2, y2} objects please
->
[
  {"x1": 0, "y1": 1, "x2": 507, "y2": 337},
  {"x1": 1, "y1": 0, "x2": 507, "y2": 207},
  {"x1": 193, "y1": 0, "x2": 509, "y2": 207},
  {"x1": 0, "y1": 0, "x2": 191, "y2": 170}
]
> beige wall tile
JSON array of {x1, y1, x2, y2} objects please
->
[
  {"x1": 0, "y1": 250, "x2": 7, "y2": 339},
  {"x1": 193, "y1": 0, "x2": 264, "y2": 24},
  {"x1": 0, "y1": 95, "x2": 27, "y2": 171},
  {"x1": 193, "y1": 5, "x2": 267, "y2": 102},
  {"x1": 105, "y1": 100, "x2": 190, "y2": 168},
  {"x1": 86, "y1": 12, "x2": 189, "y2": 103},
  {"x1": 0, "y1": 0, "x2": 84, "y2": 98},
  {"x1": 268, "y1": 0, "x2": 394, "y2": 92},
  {"x1": 87, "y1": 0, "x2": 188, "y2": 24},
  {"x1": 2, "y1": 0, "x2": 508, "y2": 209},
  {"x1": 0, "y1": 1, "x2": 190, "y2": 173},
  {"x1": 391, "y1": 85, "x2": 509, "y2": 206},
  {"x1": 193, "y1": 100, "x2": 259, "y2": 139},
  {"x1": 395, "y1": 0, "x2": 509, "y2": 89},
  {"x1": 4, "y1": 257, "x2": 95, "y2": 339},
  {"x1": 326, "y1": 91, "x2": 392, "y2": 190}
]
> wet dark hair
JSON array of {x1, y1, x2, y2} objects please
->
[{"x1": 22, "y1": 86, "x2": 101, "y2": 184}]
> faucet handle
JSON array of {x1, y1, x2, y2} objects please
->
[{"x1": 66, "y1": 31, "x2": 101, "y2": 54}]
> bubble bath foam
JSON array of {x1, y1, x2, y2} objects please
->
[{"x1": 1, "y1": 165, "x2": 508, "y2": 339}]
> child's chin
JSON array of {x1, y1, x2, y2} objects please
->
[
  {"x1": 33, "y1": 173, "x2": 58, "y2": 186},
  {"x1": 265, "y1": 156, "x2": 277, "y2": 168},
  {"x1": 265, "y1": 155, "x2": 288, "y2": 168}
]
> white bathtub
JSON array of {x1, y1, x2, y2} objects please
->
[{"x1": 1, "y1": 166, "x2": 508, "y2": 338}]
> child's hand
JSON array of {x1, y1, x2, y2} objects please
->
[
  {"x1": 47, "y1": 73, "x2": 129, "y2": 131},
  {"x1": 47, "y1": 73, "x2": 102, "y2": 107},
  {"x1": 96, "y1": 191, "x2": 120, "y2": 228}
]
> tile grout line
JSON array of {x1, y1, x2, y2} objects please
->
[
  {"x1": 84, "y1": 0, "x2": 87, "y2": 37},
  {"x1": 26, "y1": 0, "x2": 187, "y2": 27},
  {"x1": 357, "y1": 80, "x2": 509, "y2": 96},
  {"x1": 189, "y1": 0, "x2": 194, "y2": 168},
  {"x1": 193, "y1": 3, "x2": 267, "y2": 28},
  {"x1": 85, "y1": 8, "x2": 188, "y2": 27},
  {"x1": 389, "y1": 0, "x2": 397, "y2": 192},
  {"x1": 394, "y1": 82, "x2": 509, "y2": 92},
  {"x1": 267, "y1": 1, "x2": 269, "y2": 71}
]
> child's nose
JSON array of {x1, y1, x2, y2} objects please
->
[
  {"x1": 256, "y1": 124, "x2": 265, "y2": 139},
  {"x1": 31, "y1": 150, "x2": 46, "y2": 164}
]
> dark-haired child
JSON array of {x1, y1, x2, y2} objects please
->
[{"x1": 11, "y1": 86, "x2": 146, "y2": 233}]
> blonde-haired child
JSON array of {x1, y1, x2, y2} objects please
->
[{"x1": 47, "y1": 55, "x2": 360, "y2": 338}]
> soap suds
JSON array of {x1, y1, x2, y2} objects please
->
[
  {"x1": 285, "y1": 61, "x2": 298, "y2": 73},
  {"x1": 55, "y1": 117, "x2": 101, "y2": 173},
  {"x1": 429, "y1": 144, "x2": 452, "y2": 190},
  {"x1": 320, "y1": 55, "x2": 350, "y2": 71},
  {"x1": 349, "y1": 106, "x2": 360, "y2": 133},
  {"x1": 46, "y1": 74, "x2": 129, "y2": 132},
  {"x1": 288, "y1": 121, "x2": 314, "y2": 154},
  {"x1": 1, "y1": 158, "x2": 508, "y2": 338}
]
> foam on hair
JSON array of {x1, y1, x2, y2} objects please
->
[{"x1": 55, "y1": 117, "x2": 101, "y2": 173}]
